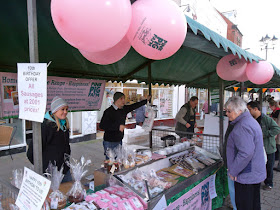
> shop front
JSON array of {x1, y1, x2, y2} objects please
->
[{"x1": 97, "y1": 81, "x2": 180, "y2": 130}]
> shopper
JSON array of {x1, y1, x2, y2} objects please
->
[
  {"x1": 100, "y1": 92, "x2": 151, "y2": 159},
  {"x1": 135, "y1": 96, "x2": 146, "y2": 126},
  {"x1": 225, "y1": 96, "x2": 266, "y2": 210},
  {"x1": 224, "y1": 121, "x2": 237, "y2": 210},
  {"x1": 269, "y1": 100, "x2": 280, "y2": 172},
  {"x1": 247, "y1": 101, "x2": 280, "y2": 190},
  {"x1": 175, "y1": 96, "x2": 198, "y2": 139},
  {"x1": 27, "y1": 96, "x2": 71, "y2": 183}
]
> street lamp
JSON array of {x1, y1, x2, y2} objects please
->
[{"x1": 259, "y1": 34, "x2": 278, "y2": 60}]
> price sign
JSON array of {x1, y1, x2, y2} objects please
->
[{"x1": 17, "y1": 63, "x2": 47, "y2": 122}]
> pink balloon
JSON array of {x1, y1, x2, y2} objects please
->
[
  {"x1": 79, "y1": 36, "x2": 131, "y2": 65},
  {"x1": 246, "y1": 61, "x2": 274, "y2": 85},
  {"x1": 126, "y1": 0, "x2": 187, "y2": 60},
  {"x1": 51, "y1": 0, "x2": 132, "y2": 52},
  {"x1": 235, "y1": 71, "x2": 248, "y2": 82},
  {"x1": 216, "y1": 54, "x2": 248, "y2": 81}
]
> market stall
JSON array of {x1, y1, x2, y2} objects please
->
[{"x1": 1, "y1": 1, "x2": 280, "y2": 209}]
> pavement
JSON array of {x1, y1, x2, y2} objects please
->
[{"x1": 1, "y1": 135, "x2": 280, "y2": 210}]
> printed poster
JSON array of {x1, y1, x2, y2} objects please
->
[
  {"x1": 0, "y1": 72, "x2": 19, "y2": 117},
  {"x1": 0, "y1": 72, "x2": 106, "y2": 118},
  {"x1": 166, "y1": 175, "x2": 213, "y2": 210}
]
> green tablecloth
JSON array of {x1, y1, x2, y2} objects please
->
[{"x1": 166, "y1": 166, "x2": 228, "y2": 210}]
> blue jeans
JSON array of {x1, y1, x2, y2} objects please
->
[
  {"x1": 103, "y1": 141, "x2": 122, "y2": 159},
  {"x1": 62, "y1": 170, "x2": 72, "y2": 183},
  {"x1": 228, "y1": 175, "x2": 237, "y2": 210},
  {"x1": 265, "y1": 153, "x2": 275, "y2": 187}
]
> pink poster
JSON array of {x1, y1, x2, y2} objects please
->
[
  {"x1": 0, "y1": 72, "x2": 19, "y2": 118},
  {"x1": 166, "y1": 176, "x2": 212, "y2": 210},
  {"x1": 0, "y1": 73, "x2": 106, "y2": 118}
]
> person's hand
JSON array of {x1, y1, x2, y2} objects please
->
[
  {"x1": 119, "y1": 125, "x2": 126, "y2": 132},
  {"x1": 147, "y1": 95, "x2": 152, "y2": 101},
  {"x1": 194, "y1": 123, "x2": 197, "y2": 128},
  {"x1": 186, "y1": 123, "x2": 191, "y2": 128},
  {"x1": 228, "y1": 173, "x2": 237, "y2": 181}
]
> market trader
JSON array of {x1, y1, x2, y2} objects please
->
[
  {"x1": 100, "y1": 92, "x2": 151, "y2": 158},
  {"x1": 175, "y1": 96, "x2": 198, "y2": 139},
  {"x1": 247, "y1": 101, "x2": 280, "y2": 190}
]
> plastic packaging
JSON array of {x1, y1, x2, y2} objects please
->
[
  {"x1": 65, "y1": 155, "x2": 91, "y2": 203},
  {"x1": 45, "y1": 163, "x2": 67, "y2": 209}
]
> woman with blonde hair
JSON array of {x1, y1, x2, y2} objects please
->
[{"x1": 27, "y1": 96, "x2": 71, "y2": 182}]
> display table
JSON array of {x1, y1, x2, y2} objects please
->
[{"x1": 94, "y1": 146, "x2": 226, "y2": 209}]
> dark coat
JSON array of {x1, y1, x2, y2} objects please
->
[
  {"x1": 100, "y1": 100, "x2": 147, "y2": 142},
  {"x1": 27, "y1": 118, "x2": 71, "y2": 174}
]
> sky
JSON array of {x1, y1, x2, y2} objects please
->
[{"x1": 210, "y1": 0, "x2": 280, "y2": 69}]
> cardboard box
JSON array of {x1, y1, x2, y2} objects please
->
[{"x1": 0, "y1": 125, "x2": 13, "y2": 146}]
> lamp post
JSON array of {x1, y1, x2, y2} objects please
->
[{"x1": 259, "y1": 34, "x2": 278, "y2": 60}]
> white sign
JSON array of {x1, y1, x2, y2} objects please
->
[
  {"x1": 17, "y1": 63, "x2": 47, "y2": 122},
  {"x1": 209, "y1": 174, "x2": 217, "y2": 199},
  {"x1": 137, "y1": 88, "x2": 143, "y2": 95},
  {"x1": 15, "y1": 167, "x2": 51, "y2": 210},
  {"x1": 153, "y1": 194, "x2": 167, "y2": 210}
]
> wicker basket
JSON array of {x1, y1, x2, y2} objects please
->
[{"x1": 0, "y1": 125, "x2": 14, "y2": 146}]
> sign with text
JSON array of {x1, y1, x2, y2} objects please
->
[
  {"x1": 18, "y1": 63, "x2": 47, "y2": 122},
  {"x1": 46, "y1": 76, "x2": 105, "y2": 111},
  {"x1": 15, "y1": 167, "x2": 51, "y2": 210},
  {"x1": 210, "y1": 88, "x2": 219, "y2": 104},
  {"x1": 0, "y1": 73, "x2": 106, "y2": 118},
  {"x1": 0, "y1": 72, "x2": 19, "y2": 117},
  {"x1": 167, "y1": 175, "x2": 213, "y2": 210}
]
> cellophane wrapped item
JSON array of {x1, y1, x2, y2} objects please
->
[
  {"x1": 114, "y1": 145, "x2": 123, "y2": 167},
  {"x1": 45, "y1": 163, "x2": 67, "y2": 209},
  {"x1": 9, "y1": 204, "x2": 19, "y2": 210},
  {"x1": 9, "y1": 200, "x2": 50, "y2": 210},
  {"x1": 65, "y1": 156, "x2": 91, "y2": 204},
  {"x1": 106, "y1": 148, "x2": 115, "y2": 165},
  {"x1": 11, "y1": 168, "x2": 23, "y2": 189}
]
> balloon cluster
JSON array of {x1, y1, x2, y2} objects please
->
[
  {"x1": 216, "y1": 54, "x2": 274, "y2": 85},
  {"x1": 51, "y1": 0, "x2": 187, "y2": 65}
]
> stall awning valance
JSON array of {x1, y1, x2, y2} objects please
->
[{"x1": 0, "y1": 1, "x2": 280, "y2": 88}]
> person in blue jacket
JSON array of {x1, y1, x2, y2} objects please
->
[
  {"x1": 135, "y1": 96, "x2": 146, "y2": 126},
  {"x1": 225, "y1": 96, "x2": 266, "y2": 210}
]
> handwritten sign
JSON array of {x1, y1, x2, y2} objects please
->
[
  {"x1": 15, "y1": 167, "x2": 51, "y2": 210},
  {"x1": 17, "y1": 63, "x2": 47, "y2": 122}
]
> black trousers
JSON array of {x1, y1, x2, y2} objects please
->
[{"x1": 235, "y1": 182, "x2": 261, "y2": 210}]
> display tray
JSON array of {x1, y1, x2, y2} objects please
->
[{"x1": 107, "y1": 146, "x2": 223, "y2": 209}]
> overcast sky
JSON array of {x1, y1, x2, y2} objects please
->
[{"x1": 210, "y1": 0, "x2": 280, "y2": 68}]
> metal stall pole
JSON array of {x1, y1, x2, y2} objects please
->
[
  {"x1": 207, "y1": 76, "x2": 210, "y2": 113},
  {"x1": 218, "y1": 78, "x2": 224, "y2": 157},
  {"x1": 239, "y1": 82, "x2": 244, "y2": 98},
  {"x1": 27, "y1": 0, "x2": 43, "y2": 174},
  {"x1": 259, "y1": 89, "x2": 263, "y2": 108},
  {"x1": 148, "y1": 63, "x2": 152, "y2": 148}
]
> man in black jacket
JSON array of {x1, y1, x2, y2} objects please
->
[{"x1": 100, "y1": 92, "x2": 151, "y2": 159}]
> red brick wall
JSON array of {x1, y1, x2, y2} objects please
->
[{"x1": 218, "y1": 11, "x2": 243, "y2": 47}]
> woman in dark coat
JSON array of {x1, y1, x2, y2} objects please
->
[{"x1": 27, "y1": 96, "x2": 71, "y2": 182}]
